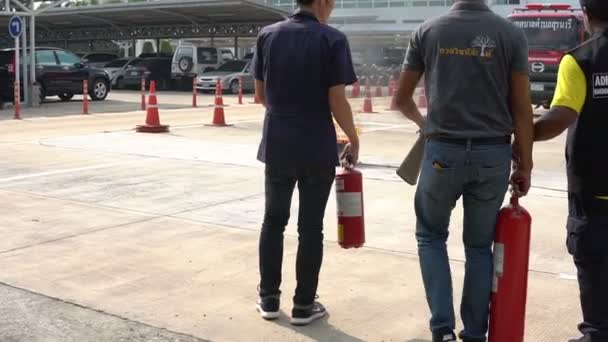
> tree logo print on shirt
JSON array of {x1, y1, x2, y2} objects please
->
[{"x1": 472, "y1": 35, "x2": 497, "y2": 58}]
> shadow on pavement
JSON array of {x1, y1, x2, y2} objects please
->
[{"x1": 271, "y1": 311, "x2": 366, "y2": 342}]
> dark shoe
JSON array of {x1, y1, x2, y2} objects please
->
[
  {"x1": 569, "y1": 336, "x2": 589, "y2": 342},
  {"x1": 458, "y1": 331, "x2": 486, "y2": 342},
  {"x1": 432, "y1": 329, "x2": 457, "y2": 342},
  {"x1": 256, "y1": 296, "x2": 280, "y2": 320},
  {"x1": 290, "y1": 302, "x2": 327, "y2": 326},
  {"x1": 568, "y1": 335, "x2": 606, "y2": 342}
]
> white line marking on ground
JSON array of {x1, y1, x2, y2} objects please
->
[
  {"x1": 558, "y1": 273, "x2": 578, "y2": 281},
  {"x1": 0, "y1": 160, "x2": 147, "y2": 183},
  {"x1": 0, "y1": 140, "x2": 38, "y2": 146}
]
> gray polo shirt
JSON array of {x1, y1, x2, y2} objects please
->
[{"x1": 403, "y1": 1, "x2": 529, "y2": 138}]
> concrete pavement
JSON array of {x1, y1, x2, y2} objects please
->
[{"x1": 0, "y1": 92, "x2": 582, "y2": 341}]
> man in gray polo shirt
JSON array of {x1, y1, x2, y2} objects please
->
[{"x1": 394, "y1": 1, "x2": 535, "y2": 341}]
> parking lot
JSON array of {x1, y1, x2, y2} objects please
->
[{"x1": 0, "y1": 89, "x2": 580, "y2": 342}]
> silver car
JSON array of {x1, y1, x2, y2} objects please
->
[
  {"x1": 196, "y1": 60, "x2": 254, "y2": 94},
  {"x1": 102, "y1": 58, "x2": 139, "y2": 88}
]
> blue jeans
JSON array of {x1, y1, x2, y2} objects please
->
[{"x1": 415, "y1": 140, "x2": 511, "y2": 341}]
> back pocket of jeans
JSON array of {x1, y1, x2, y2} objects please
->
[{"x1": 471, "y1": 163, "x2": 511, "y2": 202}]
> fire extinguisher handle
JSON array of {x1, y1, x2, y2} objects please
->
[{"x1": 510, "y1": 196, "x2": 519, "y2": 207}]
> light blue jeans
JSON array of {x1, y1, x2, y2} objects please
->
[{"x1": 415, "y1": 140, "x2": 511, "y2": 341}]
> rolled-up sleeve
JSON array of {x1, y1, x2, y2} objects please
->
[
  {"x1": 252, "y1": 32, "x2": 265, "y2": 81},
  {"x1": 403, "y1": 28, "x2": 424, "y2": 71},
  {"x1": 329, "y1": 36, "x2": 358, "y2": 87}
]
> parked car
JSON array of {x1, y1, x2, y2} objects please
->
[
  {"x1": 0, "y1": 51, "x2": 12, "y2": 102},
  {"x1": 80, "y1": 52, "x2": 120, "y2": 68},
  {"x1": 196, "y1": 60, "x2": 254, "y2": 94},
  {"x1": 121, "y1": 57, "x2": 172, "y2": 90},
  {"x1": 0, "y1": 47, "x2": 111, "y2": 102},
  {"x1": 102, "y1": 57, "x2": 140, "y2": 88},
  {"x1": 139, "y1": 53, "x2": 173, "y2": 58},
  {"x1": 171, "y1": 45, "x2": 235, "y2": 88}
]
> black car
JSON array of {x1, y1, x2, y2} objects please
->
[
  {"x1": 0, "y1": 47, "x2": 111, "y2": 102},
  {"x1": 80, "y1": 52, "x2": 120, "y2": 68},
  {"x1": 122, "y1": 57, "x2": 172, "y2": 90}
]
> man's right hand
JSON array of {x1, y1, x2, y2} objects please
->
[
  {"x1": 510, "y1": 166, "x2": 532, "y2": 197},
  {"x1": 340, "y1": 140, "x2": 359, "y2": 169}
]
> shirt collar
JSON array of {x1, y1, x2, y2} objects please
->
[
  {"x1": 450, "y1": 1, "x2": 491, "y2": 12},
  {"x1": 290, "y1": 8, "x2": 320, "y2": 22}
]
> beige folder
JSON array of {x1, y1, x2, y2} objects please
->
[{"x1": 396, "y1": 134, "x2": 426, "y2": 186}]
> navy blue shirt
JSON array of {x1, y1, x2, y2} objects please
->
[{"x1": 252, "y1": 10, "x2": 357, "y2": 167}]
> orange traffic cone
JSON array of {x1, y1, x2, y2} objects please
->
[
  {"x1": 375, "y1": 79, "x2": 383, "y2": 97},
  {"x1": 250, "y1": 92, "x2": 261, "y2": 104},
  {"x1": 351, "y1": 81, "x2": 360, "y2": 98},
  {"x1": 206, "y1": 79, "x2": 233, "y2": 127},
  {"x1": 238, "y1": 77, "x2": 243, "y2": 105},
  {"x1": 388, "y1": 77, "x2": 399, "y2": 111},
  {"x1": 417, "y1": 86, "x2": 428, "y2": 109},
  {"x1": 214, "y1": 79, "x2": 224, "y2": 107},
  {"x1": 136, "y1": 81, "x2": 169, "y2": 133},
  {"x1": 362, "y1": 78, "x2": 375, "y2": 113},
  {"x1": 389, "y1": 77, "x2": 397, "y2": 97}
]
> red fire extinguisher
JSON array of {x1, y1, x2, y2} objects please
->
[
  {"x1": 335, "y1": 168, "x2": 365, "y2": 249},
  {"x1": 488, "y1": 196, "x2": 532, "y2": 342}
]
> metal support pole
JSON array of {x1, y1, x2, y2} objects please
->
[
  {"x1": 14, "y1": 35, "x2": 20, "y2": 118},
  {"x1": 234, "y1": 36, "x2": 239, "y2": 59},
  {"x1": 29, "y1": 15, "x2": 35, "y2": 88},
  {"x1": 15, "y1": 37, "x2": 19, "y2": 98},
  {"x1": 156, "y1": 38, "x2": 160, "y2": 56},
  {"x1": 9, "y1": 0, "x2": 31, "y2": 13},
  {"x1": 21, "y1": 16, "x2": 28, "y2": 106}
]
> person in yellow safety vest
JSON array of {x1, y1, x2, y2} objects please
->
[{"x1": 533, "y1": 1, "x2": 608, "y2": 341}]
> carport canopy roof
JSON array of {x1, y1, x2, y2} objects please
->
[{"x1": 2, "y1": 0, "x2": 288, "y2": 31}]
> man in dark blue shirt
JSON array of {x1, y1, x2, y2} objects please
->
[{"x1": 252, "y1": 0, "x2": 359, "y2": 326}]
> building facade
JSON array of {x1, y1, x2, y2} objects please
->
[{"x1": 263, "y1": 0, "x2": 580, "y2": 64}]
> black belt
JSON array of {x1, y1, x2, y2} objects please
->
[{"x1": 429, "y1": 136, "x2": 511, "y2": 145}]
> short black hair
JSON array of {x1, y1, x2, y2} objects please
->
[
  {"x1": 580, "y1": 0, "x2": 608, "y2": 22},
  {"x1": 296, "y1": 0, "x2": 315, "y2": 5}
]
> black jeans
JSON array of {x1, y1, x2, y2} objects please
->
[
  {"x1": 259, "y1": 164, "x2": 335, "y2": 306},
  {"x1": 567, "y1": 192, "x2": 608, "y2": 340}
]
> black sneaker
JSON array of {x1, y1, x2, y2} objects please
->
[
  {"x1": 569, "y1": 335, "x2": 604, "y2": 342},
  {"x1": 256, "y1": 296, "x2": 280, "y2": 320},
  {"x1": 432, "y1": 329, "x2": 457, "y2": 342},
  {"x1": 569, "y1": 337, "x2": 589, "y2": 342},
  {"x1": 290, "y1": 302, "x2": 327, "y2": 326},
  {"x1": 459, "y1": 333, "x2": 486, "y2": 342}
]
